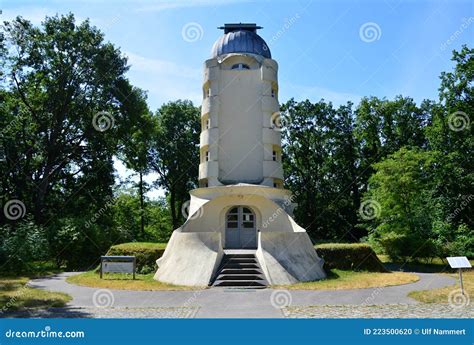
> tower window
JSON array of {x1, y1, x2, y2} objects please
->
[
  {"x1": 271, "y1": 89, "x2": 275, "y2": 98},
  {"x1": 205, "y1": 151, "x2": 210, "y2": 162},
  {"x1": 231, "y1": 63, "x2": 250, "y2": 70},
  {"x1": 272, "y1": 150, "x2": 277, "y2": 161},
  {"x1": 205, "y1": 118, "x2": 210, "y2": 129}
]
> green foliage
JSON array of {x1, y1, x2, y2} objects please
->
[
  {"x1": 0, "y1": 14, "x2": 152, "y2": 269},
  {"x1": 0, "y1": 220, "x2": 49, "y2": 270},
  {"x1": 282, "y1": 100, "x2": 360, "y2": 240},
  {"x1": 112, "y1": 190, "x2": 172, "y2": 243},
  {"x1": 149, "y1": 100, "x2": 200, "y2": 229},
  {"x1": 365, "y1": 148, "x2": 438, "y2": 260},
  {"x1": 315, "y1": 243, "x2": 387, "y2": 272},
  {"x1": 105, "y1": 242, "x2": 167, "y2": 274},
  {"x1": 0, "y1": 13, "x2": 471, "y2": 272}
]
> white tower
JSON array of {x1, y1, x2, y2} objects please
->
[
  {"x1": 155, "y1": 24, "x2": 325, "y2": 287},
  {"x1": 200, "y1": 23, "x2": 283, "y2": 189}
]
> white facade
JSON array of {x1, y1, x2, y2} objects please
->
[{"x1": 155, "y1": 24, "x2": 325, "y2": 286}]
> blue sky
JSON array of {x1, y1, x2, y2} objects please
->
[{"x1": 2, "y1": 0, "x2": 473, "y2": 197}]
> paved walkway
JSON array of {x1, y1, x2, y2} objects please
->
[{"x1": 12, "y1": 272, "x2": 468, "y2": 318}]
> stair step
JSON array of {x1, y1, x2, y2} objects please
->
[
  {"x1": 211, "y1": 253, "x2": 268, "y2": 288},
  {"x1": 223, "y1": 259, "x2": 257, "y2": 264},
  {"x1": 213, "y1": 280, "x2": 267, "y2": 287},
  {"x1": 221, "y1": 264, "x2": 260, "y2": 269},
  {"x1": 219, "y1": 269, "x2": 262, "y2": 275},
  {"x1": 225, "y1": 254, "x2": 256, "y2": 259},
  {"x1": 216, "y1": 274, "x2": 264, "y2": 280}
]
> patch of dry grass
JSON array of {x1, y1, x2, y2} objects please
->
[
  {"x1": 67, "y1": 271, "x2": 203, "y2": 291},
  {"x1": 0, "y1": 277, "x2": 71, "y2": 312},
  {"x1": 409, "y1": 270, "x2": 473, "y2": 303},
  {"x1": 277, "y1": 270, "x2": 419, "y2": 290}
]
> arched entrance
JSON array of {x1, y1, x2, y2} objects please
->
[{"x1": 225, "y1": 206, "x2": 257, "y2": 249}]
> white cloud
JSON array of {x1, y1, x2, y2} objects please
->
[
  {"x1": 134, "y1": 0, "x2": 245, "y2": 13},
  {"x1": 125, "y1": 51, "x2": 201, "y2": 80},
  {"x1": 1, "y1": 7, "x2": 57, "y2": 25},
  {"x1": 124, "y1": 51, "x2": 202, "y2": 107}
]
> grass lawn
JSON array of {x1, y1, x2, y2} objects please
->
[
  {"x1": 277, "y1": 269, "x2": 419, "y2": 290},
  {"x1": 109, "y1": 242, "x2": 167, "y2": 250},
  {"x1": 67, "y1": 271, "x2": 202, "y2": 291},
  {"x1": 408, "y1": 269, "x2": 473, "y2": 303},
  {"x1": 0, "y1": 276, "x2": 71, "y2": 312}
]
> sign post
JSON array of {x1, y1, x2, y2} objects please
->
[
  {"x1": 100, "y1": 256, "x2": 136, "y2": 280},
  {"x1": 446, "y1": 256, "x2": 471, "y2": 295}
]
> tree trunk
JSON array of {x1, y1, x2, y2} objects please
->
[
  {"x1": 169, "y1": 189, "x2": 179, "y2": 229},
  {"x1": 139, "y1": 171, "x2": 145, "y2": 239}
]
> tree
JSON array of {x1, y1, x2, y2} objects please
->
[
  {"x1": 282, "y1": 99, "x2": 361, "y2": 241},
  {"x1": 115, "y1": 82, "x2": 155, "y2": 240},
  {"x1": 365, "y1": 148, "x2": 437, "y2": 260},
  {"x1": 0, "y1": 14, "x2": 152, "y2": 269},
  {"x1": 149, "y1": 100, "x2": 200, "y2": 229},
  {"x1": 354, "y1": 96, "x2": 427, "y2": 193},
  {"x1": 426, "y1": 45, "x2": 473, "y2": 231}
]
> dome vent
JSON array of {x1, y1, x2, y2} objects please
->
[{"x1": 211, "y1": 23, "x2": 271, "y2": 59}]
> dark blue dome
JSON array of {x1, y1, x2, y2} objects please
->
[{"x1": 211, "y1": 29, "x2": 271, "y2": 59}]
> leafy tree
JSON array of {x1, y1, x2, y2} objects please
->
[
  {"x1": 115, "y1": 83, "x2": 155, "y2": 240},
  {"x1": 426, "y1": 45, "x2": 473, "y2": 231},
  {"x1": 149, "y1": 100, "x2": 200, "y2": 229},
  {"x1": 365, "y1": 148, "x2": 437, "y2": 260},
  {"x1": 282, "y1": 99, "x2": 361, "y2": 241},
  {"x1": 0, "y1": 14, "x2": 151, "y2": 268}
]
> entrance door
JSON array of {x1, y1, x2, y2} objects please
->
[{"x1": 225, "y1": 206, "x2": 257, "y2": 249}]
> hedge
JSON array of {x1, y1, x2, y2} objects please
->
[
  {"x1": 104, "y1": 242, "x2": 386, "y2": 275},
  {"x1": 105, "y1": 242, "x2": 167, "y2": 274},
  {"x1": 315, "y1": 243, "x2": 387, "y2": 272}
]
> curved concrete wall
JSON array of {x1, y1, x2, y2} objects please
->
[{"x1": 154, "y1": 229, "x2": 223, "y2": 286}]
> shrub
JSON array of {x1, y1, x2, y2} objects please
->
[
  {"x1": 315, "y1": 243, "x2": 387, "y2": 272},
  {"x1": 105, "y1": 242, "x2": 167, "y2": 274},
  {"x1": 0, "y1": 219, "x2": 49, "y2": 271}
]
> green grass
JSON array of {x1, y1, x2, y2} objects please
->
[
  {"x1": 409, "y1": 270, "x2": 473, "y2": 303},
  {"x1": 67, "y1": 271, "x2": 202, "y2": 291},
  {"x1": 276, "y1": 269, "x2": 419, "y2": 290},
  {"x1": 378, "y1": 255, "x2": 474, "y2": 273},
  {"x1": 109, "y1": 242, "x2": 167, "y2": 250},
  {"x1": 0, "y1": 276, "x2": 71, "y2": 312}
]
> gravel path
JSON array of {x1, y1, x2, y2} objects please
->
[
  {"x1": 13, "y1": 271, "x2": 461, "y2": 318},
  {"x1": 284, "y1": 304, "x2": 473, "y2": 318}
]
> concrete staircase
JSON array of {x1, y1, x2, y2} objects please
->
[{"x1": 211, "y1": 252, "x2": 268, "y2": 288}]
